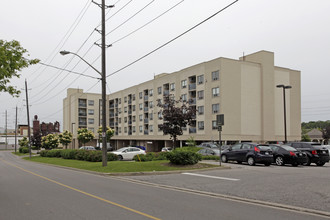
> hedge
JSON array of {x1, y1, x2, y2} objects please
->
[{"x1": 167, "y1": 151, "x2": 202, "y2": 165}]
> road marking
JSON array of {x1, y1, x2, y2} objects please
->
[
  {"x1": 1, "y1": 160, "x2": 161, "y2": 220},
  {"x1": 182, "y1": 172, "x2": 240, "y2": 181}
]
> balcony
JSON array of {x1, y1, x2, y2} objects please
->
[
  {"x1": 110, "y1": 104, "x2": 115, "y2": 108},
  {"x1": 110, "y1": 123, "x2": 114, "y2": 127},
  {"x1": 128, "y1": 131, "x2": 132, "y2": 135},
  {"x1": 144, "y1": 107, "x2": 148, "y2": 112},
  {"x1": 144, "y1": 118, "x2": 149, "y2": 124},
  {"x1": 144, "y1": 130, "x2": 149, "y2": 135},
  {"x1": 144, "y1": 95, "x2": 148, "y2": 101},
  {"x1": 163, "y1": 90, "x2": 170, "y2": 96},
  {"x1": 188, "y1": 83, "x2": 196, "y2": 90},
  {"x1": 128, "y1": 100, "x2": 132, "y2": 104},
  {"x1": 128, "y1": 120, "x2": 132, "y2": 125},
  {"x1": 110, "y1": 113, "x2": 115, "y2": 117},
  {"x1": 189, "y1": 98, "x2": 196, "y2": 105}
]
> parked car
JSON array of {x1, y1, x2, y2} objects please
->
[
  {"x1": 287, "y1": 142, "x2": 330, "y2": 166},
  {"x1": 79, "y1": 146, "x2": 96, "y2": 150},
  {"x1": 322, "y1": 145, "x2": 330, "y2": 154},
  {"x1": 221, "y1": 143, "x2": 273, "y2": 166},
  {"x1": 269, "y1": 144, "x2": 307, "y2": 166},
  {"x1": 161, "y1": 147, "x2": 173, "y2": 152},
  {"x1": 197, "y1": 142, "x2": 219, "y2": 149},
  {"x1": 198, "y1": 148, "x2": 220, "y2": 156},
  {"x1": 111, "y1": 147, "x2": 146, "y2": 160}
]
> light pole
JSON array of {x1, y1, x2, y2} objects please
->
[
  {"x1": 71, "y1": 122, "x2": 75, "y2": 149},
  {"x1": 276, "y1": 84, "x2": 292, "y2": 143},
  {"x1": 60, "y1": 49, "x2": 108, "y2": 166}
]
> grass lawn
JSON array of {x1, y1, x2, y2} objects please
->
[
  {"x1": 12, "y1": 152, "x2": 36, "y2": 156},
  {"x1": 22, "y1": 156, "x2": 218, "y2": 173}
]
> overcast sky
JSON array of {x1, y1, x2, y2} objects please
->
[{"x1": 1, "y1": 0, "x2": 330, "y2": 130}]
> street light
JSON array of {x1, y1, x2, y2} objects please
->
[
  {"x1": 276, "y1": 84, "x2": 292, "y2": 143},
  {"x1": 60, "y1": 50, "x2": 108, "y2": 166}
]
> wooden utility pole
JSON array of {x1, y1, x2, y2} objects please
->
[
  {"x1": 25, "y1": 80, "x2": 31, "y2": 159},
  {"x1": 15, "y1": 106, "x2": 17, "y2": 153}
]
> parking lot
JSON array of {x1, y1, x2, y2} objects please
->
[{"x1": 125, "y1": 161, "x2": 330, "y2": 212}]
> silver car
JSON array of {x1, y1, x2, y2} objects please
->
[
  {"x1": 198, "y1": 148, "x2": 221, "y2": 156},
  {"x1": 112, "y1": 147, "x2": 146, "y2": 160}
]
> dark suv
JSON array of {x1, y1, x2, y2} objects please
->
[
  {"x1": 287, "y1": 142, "x2": 329, "y2": 166},
  {"x1": 221, "y1": 143, "x2": 273, "y2": 166}
]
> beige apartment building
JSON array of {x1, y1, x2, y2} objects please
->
[{"x1": 63, "y1": 50, "x2": 301, "y2": 151}]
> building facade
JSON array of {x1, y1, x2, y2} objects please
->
[{"x1": 63, "y1": 50, "x2": 301, "y2": 151}]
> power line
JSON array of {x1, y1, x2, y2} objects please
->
[{"x1": 107, "y1": 0, "x2": 239, "y2": 78}]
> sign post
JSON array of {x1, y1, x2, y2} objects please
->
[{"x1": 217, "y1": 114, "x2": 224, "y2": 166}]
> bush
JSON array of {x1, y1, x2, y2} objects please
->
[
  {"x1": 61, "y1": 149, "x2": 78, "y2": 159},
  {"x1": 107, "y1": 153, "x2": 118, "y2": 161},
  {"x1": 167, "y1": 151, "x2": 202, "y2": 165},
  {"x1": 19, "y1": 147, "x2": 29, "y2": 154},
  {"x1": 75, "y1": 150, "x2": 89, "y2": 161},
  {"x1": 174, "y1": 146, "x2": 202, "y2": 153},
  {"x1": 46, "y1": 150, "x2": 62, "y2": 158},
  {"x1": 86, "y1": 151, "x2": 103, "y2": 162},
  {"x1": 133, "y1": 153, "x2": 153, "y2": 162},
  {"x1": 40, "y1": 150, "x2": 49, "y2": 157}
]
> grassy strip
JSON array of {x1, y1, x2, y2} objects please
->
[
  {"x1": 12, "y1": 152, "x2": 36, "y2": 156},
  {"x1": 23, "y1": 156, "x2": 217, "y2": 173}
]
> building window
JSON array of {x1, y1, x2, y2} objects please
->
[
  {"x1": 150, "y1": 113, "x2": 153, "y2": 120},
  {"x1": 212, "y1": 87, "x2": 219, "y2": 97},
  {"x1": 124, "y1": 117, "x2": 127, "y2": 123},
  {"x1": 88, "y1": 100, "x2": 94, "y2": 106},
  {"x1": 88, "y1": 109, "x2": 94, "y2": 115},
  {"x1": 118, "y1": 108, "x2": 121, "y2": 114},
  {"x1": 124, "y1": 96, "x2": 127, "y2": 103},
  {"x1": 158, "y1": 112, "x2": 162, "y2": 120},
  {"x1": 132, "y1": 116, "x2": 136, "y2": 122},
  {"x1": 124, "y1": 107, "x2": 127, "y2": 113},
  {"x1": 119, "y1": 127, "x2": 122, "y2": 133},
  {"x1": 118, "y1": 98, "x2": 121, "y2": 104},
  {"x1": 149, "y1": 125, "x2": 153, "y2": 132},
  {"x1": 181, "y1": 79, "x2": 187, "y2": 88},
  {"x1": 212, "y1": 70, "x2": 219, "y2": 81},
  {"x1": 88, "y1": 118, "x2": 94, "y2": 124},
  {"x1": 133, "y1": 126, "x2": 136, "y2": 133},
  {"x1": 139, "y1": 103, "x2": 143, "y2": 110},
  {"x1": 88, "y1": 127, "x2": 94, "y2": 132},
  {"x1": 197, "y1": 90, "x2": 204, "y2": 100},
  {"x1": 132, "y1": 105, "x2": 136, "y2": 111},
  {"x1": 157, "y1": 87, "x2": 162, "y2": 94},
  {"x1": 212, "y1": 120, "x2": 217, "y2": 130},
  {"x1": 198, "y1": 121, "x2": 204, "y2": 130},
  {"x1": 139, "y1": 92, "x2": 143, "y2": 99},
  {"x1": 181, "y1": 94, "x2": 187, "y2": 102},
  {"x1": 124, "y1": 127, "x2": 127, "y2": 133},
  {"x1": 198, "y1": 106, "x2": 204, "y2": 115},
  {"x1": 212, "y1": 104, "x2": 220, "y2": 114},
  {"x1": 149, "y1": 101, "x2": 153, "y2": 108},
  {"x1": 139, "y1": 114, "x2": 143, "y2": 121},
  {"x1": 149, "y1": 89, "x2": 153, "y2": 97},
  {"x1": 170, "y1": 83, "x2": 175, "y2": 91},
  {"x1": 139, "y1": 126, "x2": 143, "y2": 132},
  {"x1": 197, "y1": 75, "x2": 204, "y2": 84},
  {"x1": 118, "y1": 118, "x2": 121, "y2": 123}
]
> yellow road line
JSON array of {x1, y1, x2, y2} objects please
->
[{"x1": 2, "y1": 160, "x2": 160, "y2": 220}]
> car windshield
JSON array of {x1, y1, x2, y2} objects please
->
[
  {"x1": 115, "y1": 148, "x2": 128, "y2": 152},
  {"x1": 281, "y1": 145, "x2": 297, "y2": 151}
]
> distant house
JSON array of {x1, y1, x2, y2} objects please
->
[{"x1": 307, "y1": 128, "x2": 323, "y2": 143}]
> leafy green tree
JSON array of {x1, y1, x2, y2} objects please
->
[
  {"x1": 0, "y1": 39, "x2": 39, "y2": 97},
  {"x1": 41, "y1": 134, "x2": 59, "y2": 149},
  {"x1": 322, "y1": 126, "x2": 330, "y2": 144},
  {"x1": 186, "y1": 136, "x2": 196, "y2": 147},
  {"x1": 58, "y1": 130, "x2": 73, "y2": 149},
  {"x1": 97, "y1": 126, "x2": 114, "y2": 142},
  {"x1": 301, "y1": 134, "x2": 311, "y2": 142},
  {"x1": 157, "y1": 94, "x2": 197, "y2": 148},
  {"x1": 18, "y1": 137, "x2": 29, "y2": 148},
  {"x1": 31, "y1": 133, "x2": 42, "y2": 150},
  {"x1": 77, "y1": 128, "x2": 95, "y2": 146}
]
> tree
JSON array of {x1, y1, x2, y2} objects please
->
[
  {"x1": 301, "y1": 134, "x2": 311, "y2": 142},
  {"x1": 0, "y1": 39, "x2": 39, "y2": 97},
  {"x1": 322, "y1": 126, "x2": 330, "y2": 144},
  {"x1": 97, "y1": 126, "x2": 114, "y2": 142},
  {"x1": 58, "y1": 130, "x2": 73, "y2": 149},
  {"x1": 41, "y1": 134, "x2": 59, "y2": 150},
  {"x1": 157, "y1": 94, "x2": 197, "y2": 148},
  {"x1": 18, "y1": 137, "x2": 29, "y2": 148},
  {"x1": 77, "y1": 128, "x2": 94, "y2": 146},
  {"x1": 31, "y1": 133, "x2": 42, "y2": 150}
]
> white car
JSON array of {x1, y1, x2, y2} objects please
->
[
  {"x1": 112, "y1": 147, "x2": 146, "y2": 160},
  {"x1": 79, "y1": 146, "x2": 96, "y2": 150}
]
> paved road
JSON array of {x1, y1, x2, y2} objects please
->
[{"x1": 0, "y1": 151, "x2": 329, "y2": 220}]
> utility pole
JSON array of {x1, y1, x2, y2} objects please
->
[
  {"x1": 15, "y1": 106, "x2": 17, "y2": 153},
  {"x1": 25, "y1": 80, "x2": 31, "y2": 159},
  {"x1": 5, "y1": 110, "x2": 7, "y2": 150}
]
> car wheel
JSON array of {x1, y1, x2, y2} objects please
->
[
  {"x1": 221, "y1": 155, "x2": 227, "y2": 163},
  {"x1": 118, "y1": 155, "x2": 123, "y2": 161},
  {"x1": 316, "y1": 161, "x2": 326, "y2": 166},
  {"x1": 275, "y1": 156, "x2": 284, "y2": 166},
  {"x1": 247, "y1": 157, "x2": 255, "y2": 166},
  {"x1": 264, "y1": 162, "x2": 271, "y2": 166},
  {"x1": 303, "y1": 157, "x2": 311, "y2": 166}
]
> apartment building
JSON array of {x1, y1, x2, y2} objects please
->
[{"x1": 63, "y1": 50, "x2": 301, "y2": 151}]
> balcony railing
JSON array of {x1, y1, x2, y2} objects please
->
[
  {"x1": 188, "y1": 83, "x2": 196, "y2": 90},
  {"x1": 144, "y1": 118, "x2": 149, "y2": 124},
  {"x1": 144, "y1": 95, "x2": 148, "y2": 101},
  {"x1": 144, "y1": 130, "x2": 149, "y2": 135},
  {"x1": 144, "y1": 107, "x2": 148, "y2": 112},
  {"x1": 189, "y1": 128, "x2": 196, "y2": 133},
  {"x1": 163, "y1": 90, "x2": 170, "y2": 96}
]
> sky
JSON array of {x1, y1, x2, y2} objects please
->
[{"x1": 1, "y1": 0, "x2": 330, "y2": 130}]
